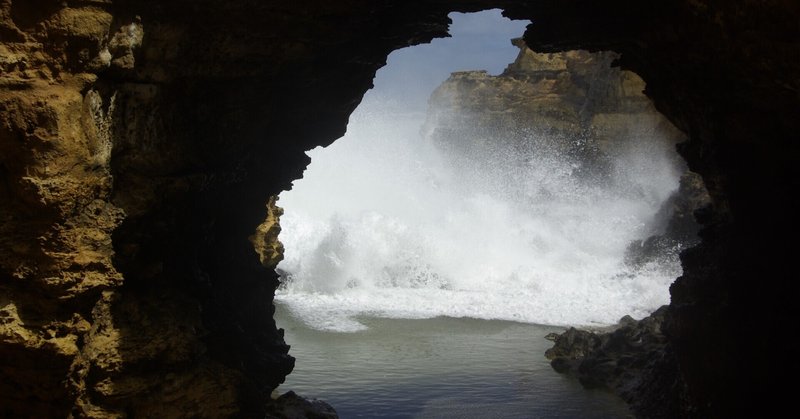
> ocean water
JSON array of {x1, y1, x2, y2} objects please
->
[{"x1": 276, "y1": 305, "x2": 633, "y2": 418}]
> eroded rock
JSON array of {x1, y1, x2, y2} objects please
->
[
  {"x1": 266, "y1": 391, "x2": 339, "y2": 419},
  {"x1": 251, "y1": 196, "x2": 286, "y2": 270},
  {"x1": 545, "y1": 307, "x2": 689, "y2": 418},
  {"x1": 625, "y1": 171, "x2": 711, "y2": 268},
  {"x1": 425, "y1": 39, "x2": 687, "y2": 185}
]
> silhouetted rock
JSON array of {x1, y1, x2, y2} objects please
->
[
  {"x1": 545, "y1": 307, "x2": 687, "y2": 417},
  {"x1": 625, "y1": 171, "x2": 711, "y2": 268},
  {"x1": 545, "y1": 328, "x2": 603, "y2": 373},
  {"x1": 266, "y1": 391, "x2": 339, "y2": 419}
]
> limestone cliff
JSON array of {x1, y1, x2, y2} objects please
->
[
  {"x1": 425, "y1": 40, "x2": 688, "y2": 182},
  {"x1": 425, "y1": 40, "x2": 707, "y2": 246},
  {"x1": 1, "y1": 0, "x2": 798, "y2": 417},
  {"x1": 428, "y1": 39, "x2": 681, "y2": 147}
]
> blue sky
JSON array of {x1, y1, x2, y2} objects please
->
[{"x1": 368, "y1": 9, "x2": 530, "y2": 111}]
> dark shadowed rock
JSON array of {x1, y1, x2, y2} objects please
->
[
  {"x1": 625, "y1": 171, "x2": 711, "y2": 268},
  {"x1": 545, "y1": 328, "x2": 603, "y2": 373},
  {"x1": 545, "y1": 307, "x2": 689, "y2": 417},
  {"x1": 266, "y1": 391, "x2": 339, "y2": 419}
]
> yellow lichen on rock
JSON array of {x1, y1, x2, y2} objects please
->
[{"x1": 251, "y1": 195, "x2": 286, "y2": 269}]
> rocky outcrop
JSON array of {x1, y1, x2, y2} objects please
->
[
  {"x1": 1, "y1": 0, "x2": 798, "y2": 417},
  {"x1": 626, "y1": 171, "x2": 711, "y2": 268},
  {"x1": 265, "y1": 391, "x2": 338, "y2": 419},
  {"x1": 545, "y1": 307, "x2": 689, "y2": 418},
  {"x1": 425, "y1": 40, "x2": 707, "y2": 255},
  {"x1": 425, "y1": 40, "x2": 688, "y2": 183}
]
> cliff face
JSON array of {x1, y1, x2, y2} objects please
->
[
  {"x1": 425, "y1": 40, "x2": 708, "y2": 260},
  {"x1": 430, "y1": 40, "x2": 682, "y2": 139},
  {"x1": 425, "y1": 40, "x2": 688, "y2": 181},
  {"x1": 1, "y1": 0, "x2": 798, "y2": 417}
]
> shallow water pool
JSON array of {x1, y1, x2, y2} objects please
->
[{"x1": 275, "y1": 303, "x2": 632, "y2": 419}]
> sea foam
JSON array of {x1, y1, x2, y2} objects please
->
[{"x1": 275, "y1": 100, "x2": 683, "y2": 332}]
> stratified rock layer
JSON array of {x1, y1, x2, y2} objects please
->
[
  {"x1": 2, "y1": 0, "x2": 799, "y2": 417},
  {"x1": 425, "y1": 39, "x2": 690, "y2": 187},
  {"x1": 428, "y1": 40, "x2": 684, "y2": 153}
]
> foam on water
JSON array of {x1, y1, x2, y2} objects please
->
[{"x1": 275, "y1": 11, "x2": 685, "y2": 332}]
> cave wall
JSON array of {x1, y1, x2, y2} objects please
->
[
  {"x1": 504, "y1": 2, "x2": 799, "y2": 416},
  {"x1": 1, "y1": 0, "x2": 798, "y2": 417},
  {"x1": 1, "y1": 1, "x2": 461, "y2": 416}
]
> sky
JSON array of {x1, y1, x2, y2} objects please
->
[{"x1": 367, "y1": 9, "x2": 531, "y2": 112}]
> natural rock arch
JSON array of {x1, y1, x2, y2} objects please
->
[{"x1": 1, "y1": 1, "x2": 798, "y2": 417}]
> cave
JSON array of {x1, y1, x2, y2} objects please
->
[{"x1": 1, "y1": 1, "x2": 798, "y2": 418}]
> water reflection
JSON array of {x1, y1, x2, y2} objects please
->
[{"x1": 276, "y1": 303, "x2": 632, "y2": 419}]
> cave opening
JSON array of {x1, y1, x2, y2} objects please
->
[
  {"x1": 271, "y1": 9, "x2": 707, "y2": 418},
  {"x1": 2, "y1": 1, "x2": 795, "y2": 417}
]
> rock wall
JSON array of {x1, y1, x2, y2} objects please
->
[
  {"x1": 1, "y1": 0, "x2": 798, "y2": 417},
  {"x1": 429, "y1": 39, "x2": 682, "y2": 140},
  {"x1": 505, "y1": 2, "x2": 799, "y2": 417}
]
